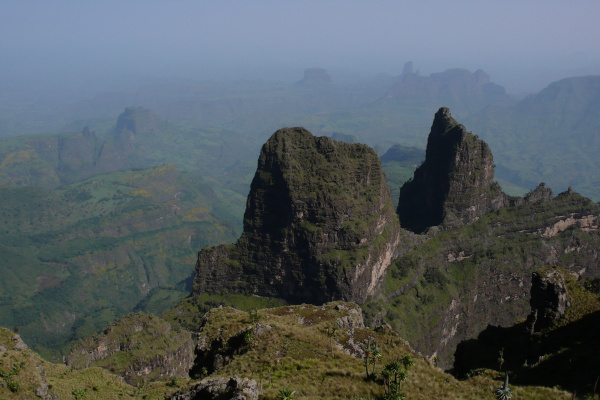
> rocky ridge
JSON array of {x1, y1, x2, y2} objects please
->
[
  {"x1": 2, "y1": 302, "x2": 570, "y2": 400},
  {"x1": 385, "y1": 69, "x2": 514, "y2": 115},
  {"x1": 193, "y1": 127, "x2": 401, "y2": 304},
  {"x1": 66, "y1": 313, "x2": 194, "y2": 386}
]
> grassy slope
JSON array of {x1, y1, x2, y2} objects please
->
[
  {"x1": 0, "y1": 297, "x2": 576, "y2": 399},
  {"x1": 0, "y1": 325, "x2": 184, "y2": 400},
  {"x1": 167, "y1": 301, "x2": 570, "y2": 400}
]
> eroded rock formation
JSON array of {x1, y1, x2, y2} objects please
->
[
  {"x1": 526, "y1": 266, "x2": 571, "y2": 333},
  {"x1": 193, "y1": 127, "x2": 401, "y2": 304},
  {"x1": 397, "y1": 107, "x2": 507, "y2": 233}
]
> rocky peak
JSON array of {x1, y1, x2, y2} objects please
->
[
  {"x1": 194, "y1": 127, "x2": 401, "y2": 304},
  {"x1": 397, "y1": 107, "x2": 506, "y2": 233},
  {"x1": 115, "y1": 107, "x2": 161, "y2": 136},
  {"x1": 401, "y1": 61, "x2": 414, "y2": 76},
  {"x1": 524, "y1": 182, "x2": 554, "y2": 204}
]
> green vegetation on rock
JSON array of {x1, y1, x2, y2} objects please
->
[
  {"x1": 194, "y1": 127, "x2": 401, "y2": 305},
  {"x1": 66, "y1": 313, "x2": 194, "y2": 386}
]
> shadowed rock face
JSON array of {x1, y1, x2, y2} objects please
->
[
  {"x1": 193, "y1": 127, "x2": 400, "y2": 304},
  {"x1": 526, "y1": 266, "x2": 572, "y2": 333},
  {"x1": 397, "y1": 107, "x2": 507, "y2": 233}
]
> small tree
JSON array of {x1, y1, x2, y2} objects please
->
[
  {"x1": 380, "y1": 355, "x2": 413, "y2": 400},
  {"x1": 248, "y1": 309, "x2": 261, "y2": 324},
  {"x1": 243, "y1": 330, "x2": 256, "y2": 348},
  {"x1": 364, "y1": 337, "x2": 382, "y2": 379},
  {"x1": 278, "y1": 387, "x2": 296, "y2": 400},
  {"x1": 364, "y1": 337, "x2": 373, "y2": 378},
  {"x1": 324, "y1": 324, "x2": 338, "y2": 357},
  {"x1": 371, "y1": 343, "x2": 382, "y2": 377}
]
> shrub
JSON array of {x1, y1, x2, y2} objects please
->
[{"x1": 278, "y1": 387, "x2": 296, "y2": 400}]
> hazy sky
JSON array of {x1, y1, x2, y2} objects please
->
[{"x1": 2, "y1": 0, "x2": 599, "y2": 93}]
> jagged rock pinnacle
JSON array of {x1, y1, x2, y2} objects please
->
[{"x1": 397, "y1": 107, "x2": 506, "y2": 233}]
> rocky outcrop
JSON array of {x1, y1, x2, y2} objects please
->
[
  {"x1": 96, "y1": 107, "x2": 158, "y2": 171},
  {"x1": 115, "y1": 106, "x2": 161, "y2": 136},
  {"x1": 193, "y1": 127, "x2": 401, "y2": 304},
  {"x1": 526, "y1": 266, "x2": 572, "y2": 333},
  {"x1": 401, "y1": 61, "x2": 414, "y2": 76},
  {"x1": 398, "y1": 107, "x2": 507, "y2": 233},
  {"x1": 66, "y1": 313, "x2": 194, "y2": 385},
  {"x1": 170, "y1": 376, "x2": 259, "y2": 400},
  {"x1": 525, "y1": 265, "x2": 600, "y2": 334}
]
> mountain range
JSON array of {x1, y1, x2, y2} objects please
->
[{"x1": 1, "y1": 69, "x2": 600, "y2": 399}]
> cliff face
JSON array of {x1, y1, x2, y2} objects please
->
[
  {"x1": 193, "y1": 127, "x2": 401, "y2": 304},
  {"x1": 526, "y1": 266, "x2": 572, "y2": 333},
  {"x1": 370, "y1": 186, "x2": 600, "y2": 369},
  {"x1": 398, "y1": 107, "x2": 506, "y2": 233}
]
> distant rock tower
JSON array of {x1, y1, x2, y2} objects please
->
[{"x1": 296, "y1": 68, "x2": 332, "y2": 86}]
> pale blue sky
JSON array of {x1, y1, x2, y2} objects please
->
[{"x1": 1, "y1": 0, "x2": 599, "y2": 93}]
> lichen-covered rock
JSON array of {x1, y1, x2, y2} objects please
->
[
  {"x1": 398, "y1": 107, "x2": 507, "y2": 232},
  {"x1": 12, "y1": 334, "x2": 28, "y2": 351},
  {"x1": 334, "y1": 303, "x2": 365, "y2": 330},
  {"x1": 66, "y1": 313, "x2": 194, "y2": 385},
  {"x1": 193, "y1": 127, "x2": 401, "y2": 304}
]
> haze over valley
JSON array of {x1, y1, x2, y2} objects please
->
[{"x1": 1, "y1": 2, "x2": 600, "y2": 399}]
